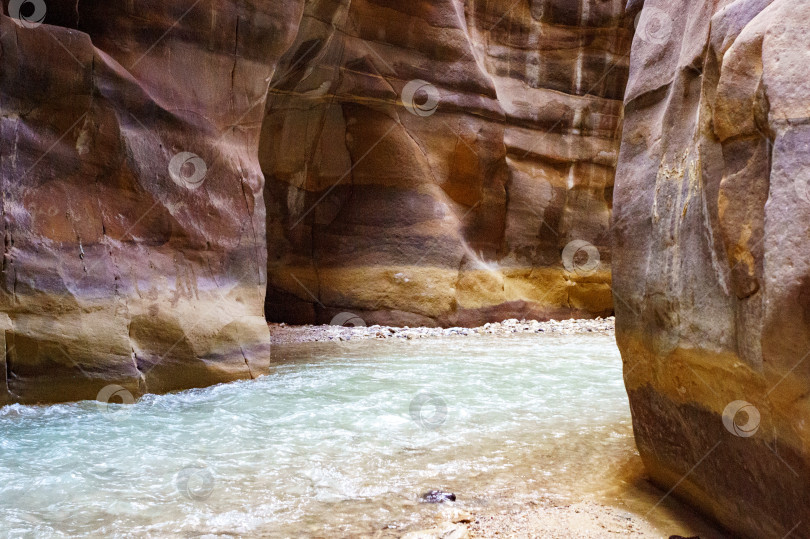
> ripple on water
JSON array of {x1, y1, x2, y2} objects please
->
[{"x1": 0, "y1": 333, "x2": 633, "y2": 537}]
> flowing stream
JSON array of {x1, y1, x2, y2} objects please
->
[{"x1": 0, "y1": 334, "x2": 716, "y2": 537}]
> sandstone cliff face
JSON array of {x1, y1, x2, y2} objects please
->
[
  {"x1": 614, "y1": 0, "x2": 810, "y2": 536},
  {"x1": 0, "y1": 0, "x2": 631, "y2": 403},
  {"x1": 0, "y1": 0, "x2": 303, "y2": 404},
  {"x1": 261, "y1": 0, "x2": 632, "y2": 327}
]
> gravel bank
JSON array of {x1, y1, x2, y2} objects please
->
[{"x1": 269, "y1": 317, "x2": 615, "y2": 345}]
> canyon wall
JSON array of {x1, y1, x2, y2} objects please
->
[
  {"x1": 0, "y1": 0, "x2": 633, "y2": 403},
  {"x1": 614, "y1": 0, "x2": 810, "y2": 536},
  {"x1": 261, "y1": 0, "x2": 632, "y2": 327},
  {"x1": 0, "y1": 0, "x2": 303, "y2": 404}
]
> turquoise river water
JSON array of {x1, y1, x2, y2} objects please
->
[{"x1": 0, "y1": 334, "x2": 719, "y2": 537}]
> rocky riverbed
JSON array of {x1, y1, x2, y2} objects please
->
[{"x1": 269, "y1": 317, "x2": 615, "y2": 345}]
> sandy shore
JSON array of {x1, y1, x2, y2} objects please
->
[
  {"x1": 269, "y1": 317, "x2": 615, "y2": 345},
  {"x1": 394, "y1": 501, "x2": 666, "y2": 539},
  {"x1": 388, "y1": 484, "x2": 722, "y2": 539},
  {"x1": 466, "y1": 502, "x2": 664, "y2": 538},
  {"x1": 377, "y1": 492, "x2": 721, "y2": 539}
]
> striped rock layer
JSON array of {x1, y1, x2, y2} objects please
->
[
  {"x1": 261, "y1": 0, "x2": 633, "y2": 327},
  {"x1": 0, "y1": 0, "x2": 303, "y2": 403},
  {"x1": 614, "y1": 0, "x2": 810, "y2": 536},
  {"x1": 0, "y1": 0, "x2": 632, "y2": 403}
]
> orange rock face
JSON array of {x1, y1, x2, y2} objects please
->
[
  {"x1": 261, "y1": 0, "x2": 632, "y2": 327},
  {"x1": 614, "y1": 0, "x2": 810, "y2": 536},
  {"x1": 0, "y1": 0, "x2": 304, "y2": 403}
]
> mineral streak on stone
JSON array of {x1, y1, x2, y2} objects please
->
[
  {"x1": 0, "y1": 0, "x2": 305, "y2": 404},
  {"x1": 260, "y1": 0, "x2": 633, "y2": 327},
  {"x1": 614, "y1": 0, "x2": 810, "y2": 536}
]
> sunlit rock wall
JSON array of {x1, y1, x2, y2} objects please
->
[
  {"x1": 261, "y1": 0, "x2": 633, "y2": 327},
  {"x1": 0, "y1": 0, "x2": 303, "y2": 403},
  {"x1": 614, "y1": 0, "x2": 810, "y2": 536}
]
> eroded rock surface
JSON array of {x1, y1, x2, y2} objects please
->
[
  {"x1": 0, "y1": 0, "x2": 303, "y2": 403},
  {"x1": 0, "y1": 0, "x2": 632, "y2": 403},
  {"x1": 261, "y1": 0, "x2": 633, "y2": 327},
  {"x1": 614, "y1": 0, "x2": 810, "y2": 536}
]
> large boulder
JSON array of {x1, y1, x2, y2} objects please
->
[
  {"x1": 0, "y1": 0, "x2": 303, "y2": 403},
  {"x1": 614, "y1": 0, "x2": 810, "y2": 536},
  {"x1": 261, "y1": 0, "x2": 633, "y2": 327}
]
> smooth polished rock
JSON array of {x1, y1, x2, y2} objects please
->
[
  {"x1": 614, "y1": 0, "x2": 810, "y2": 536},
  {"x1": 260, "y1": 0, "x2": 633, "y2": 327},
  {"x1": 0, "y1": 0, "x2": 304, "y2": 403}
]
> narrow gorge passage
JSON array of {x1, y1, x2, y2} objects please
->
[{"x1": 3, "y1": 0, "x2": 810, "y2": 537}]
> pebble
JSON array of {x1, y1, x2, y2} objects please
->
[
  {"x1": 441, "y1": 508, "x2": 473, "y2": 523},
  {"x1": 270, "y1": 317, "x2": 615, "y2": 345}
]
